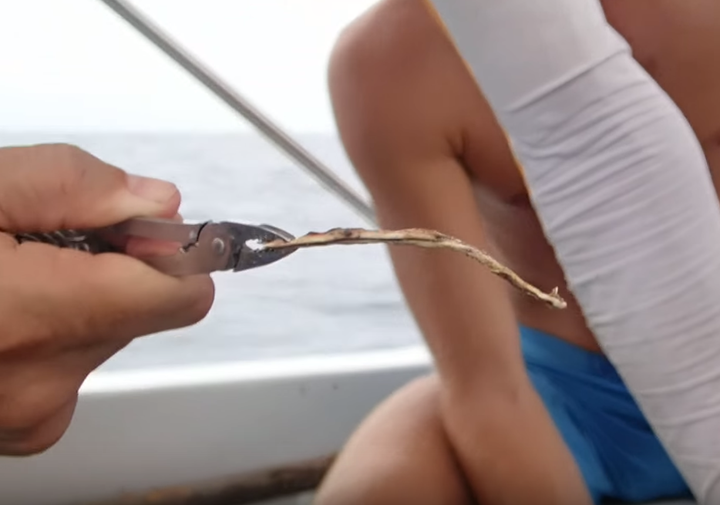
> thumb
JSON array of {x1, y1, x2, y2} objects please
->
[{"x1": 0, "y1": 143, "x2": 181, "y2": 233}]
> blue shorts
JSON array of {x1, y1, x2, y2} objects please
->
[{"x1": 520, "y1": 325, "x2": 694, "y2": 504}]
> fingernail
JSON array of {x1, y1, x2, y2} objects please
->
[{"x1": 127, "y1": 175, "x2": 178, "y2": 204}]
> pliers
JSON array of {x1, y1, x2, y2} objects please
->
[{"x1": 14, "y1": 217, "x2": 298, "y2": 277}]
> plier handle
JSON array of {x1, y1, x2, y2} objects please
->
[{"x1": 14, "y1": 217, "x2": 297, "y2": 277}]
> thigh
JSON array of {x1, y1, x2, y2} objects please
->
[{"x1": 314, "y1": 375, "x2": 474, "y2": 505}]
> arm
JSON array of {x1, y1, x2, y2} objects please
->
[
  {"x1": 427, "y1": 0, "x2": 720, "y2": 501},
  {"x1": 327, "y1": 11, "x2": 592, "y2": 504}
]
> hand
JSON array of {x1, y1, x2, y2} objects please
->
[{"x1": 0, "y1": 143, "x2": 215, "y2": 455}]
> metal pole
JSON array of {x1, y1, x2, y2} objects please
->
[{"x1": 97, "y1": 0, "x2": 376, "y2": 225}]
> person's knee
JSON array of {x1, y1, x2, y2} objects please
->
[
  {"x1": 315, "y1": 376, "x2": 437, "y2": 505},
  {"x1": 315, "y1": 375, "x2": 472, "y2": 505},
  {"x1": 386, "y1": 374, "x2": 440, "y2": 407}
]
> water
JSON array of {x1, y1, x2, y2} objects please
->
[{"x1": 0, "y1": 132, "x2": 421, "y2": 371}]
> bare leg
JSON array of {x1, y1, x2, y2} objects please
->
[{"x1": 314, "y1": 376, "x2": 474, "y2": 505}]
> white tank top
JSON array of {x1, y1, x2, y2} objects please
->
[{"x1": 427, "y1": 0, "x2": 720, "y2": 501}]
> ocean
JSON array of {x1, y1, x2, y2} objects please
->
[{"x1": 0, "y1": 132, "x2": 421, "y2": 371}]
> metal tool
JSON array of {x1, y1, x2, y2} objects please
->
[{"x1": 14, "y1": 217, "x2": 297, "y2": 277}]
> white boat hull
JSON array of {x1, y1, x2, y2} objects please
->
[
  {"x1": 0, "y1": 347, "x2": 431, "y2": 505},
  {"x1": 0, "y1": 345, "x2": 696, "y2": 505}
]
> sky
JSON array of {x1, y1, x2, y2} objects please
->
[{"x1": 0, "y1": 0, "x2": 378, "y2": 133}]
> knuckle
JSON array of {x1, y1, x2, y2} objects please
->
[
  {"x1": 50, "y1": 142, "x2": 88, "y2": 161},
  {"x1": 51, "y1": 144, "x2": 92, "y2": 191},
  {"x1": 46, "y1": 143, "x2": 89, "y2": 174},
  {"x1": 0, "y1": 143, "x2": 90, "y2": 229},
  {"x1": 50, "y1": 142, "x2": 86, "y2": 159},
  {"x1": 48, "y1": 143, "x2": 124, "y2": 196}
]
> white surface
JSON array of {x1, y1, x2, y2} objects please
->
[
  {"x1": 0, "y1": 347, "x2": 432, "y2": 505},
  {"x1": 0, "y1": 345, "x2": 699, "y2": 505}
]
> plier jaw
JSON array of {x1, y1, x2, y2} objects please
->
[
  {"x1": 221, "y1": 222, "x2": 297, "y2": 273},
  {"x1": 100, "y1": 217, "x2": 297, "y2": 277}
]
